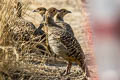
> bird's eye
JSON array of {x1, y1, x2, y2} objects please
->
[
  {"x1": 53, "y1": 10, "x2": 55, "y2": 12},
  {"x1": 63, "y1": 10, "x2": 66, "y2": 12}
]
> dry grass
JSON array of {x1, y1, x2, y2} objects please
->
[
  {"x1": 0, "y1": 0, "x2": 18, "y2": 72},
  {"x1": 0, "y1": 0, "x2": 39, "y2": 79},
  {"x1": 0, "y1": 0, "x2": 29, "y2": 46}
]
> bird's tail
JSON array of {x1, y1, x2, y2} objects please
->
[
  {"x1": 80, "y1": 69, "x2": 89, "y2": 80},
  {"x1": 79, "y1": 61, "x2": 90, "y2": 80},
  {"x1": 85, "y1": 63, "x2": 90, "y2": 77}
]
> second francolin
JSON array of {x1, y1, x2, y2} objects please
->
[
  {"x1": 33, "y1": 7, "x2": 47, "y2": 36},
  {"x1": 45, "y1": 7, "x2": 90, "y2": 80}
]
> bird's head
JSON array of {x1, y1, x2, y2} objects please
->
[
  {"x1": 58, "y1": 9, "x2": 71, "y2": 17},
  {"x1": 45, "y1": 7, "x2": 58, "y2": 18},
  {"x1": 33, "y1": 7, "x2": 47, "y2": 16}
]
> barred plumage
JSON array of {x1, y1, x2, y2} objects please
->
[
  {"x1": 45, "y1": 7, "x2": 90, "y2": 80},
  {"x1": 11, "y1": 1, "x2": 36, "y2": 42},
  {"x1": 15, "y1": 2, "x2": 36, "y2": 30}
]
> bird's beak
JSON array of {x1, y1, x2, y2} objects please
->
[
  {"x1": 33, "y1": 9, "x2": 39, "y2": 12},
  {"x1": 67, "y1": 10, "x2": 72, "y2": 13}
]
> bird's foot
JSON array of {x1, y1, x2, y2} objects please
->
[{"x1": 60, "y1": 70, "x2": 70, "y2": 76}]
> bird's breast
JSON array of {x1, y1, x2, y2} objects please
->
[{"x1": 48, "y1": 31, "x2": 68, "y2": 57}]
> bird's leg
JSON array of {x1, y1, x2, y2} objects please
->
[
  {"x1": 61, "y1": 61, "x2": 72, "y2": 76},
  {"x1": 81, "y1": 62, "x2": 90, "y2": 77},
  {"x1": 78, "y1": 61, "x2": 90, "y2": 80},
  {"x1": 84, "y1": 64, "x2": 90, "y2": 77},
  {"x1": 66, "y1": 61, "x2": 72, "y2": 74}
]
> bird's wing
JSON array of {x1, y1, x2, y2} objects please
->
[
  {"x1": 63, "y1": 23, "x2": 74, "y2": 36},
  {"x1": 59, "y1": 31, "x2": 87, "y2": 74},
  {"x1": 59, "y1": 31, "x2": 85, "y2": 60},
  {"x1": 33, "y1": 24, "x2": 44, "y2": 36},
  {"x1": 56, "y1": 22, "x2": 74, "y2": 36}
]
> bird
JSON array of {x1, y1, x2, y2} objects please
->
[
  {"x1": 33, "y1": 7, "x2": 54, "y2": 56},
  {"x1": 44, "y1": 7, "x2": 90, "y2": 79},
  {"x1": 11, "y1": 1, "x2": 36, "y2": 42},
  {"x1": 33, "y1": 7, "x2": 47, "y2": 36},
  {"x1": 32, "y1": 7, "x2": 47, "y2": 46},
  {"x1": 55, "y1": 9, "x2": 74, "y2": 36}
]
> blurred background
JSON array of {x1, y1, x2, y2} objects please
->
[{"x1": 89, "y1": 0, "x2": 120, "y2": 80}]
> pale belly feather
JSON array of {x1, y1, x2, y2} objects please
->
[{"x1": 48, "y1": 35, "x2": 68, "y2": 56}]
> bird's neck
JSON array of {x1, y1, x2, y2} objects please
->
[
  {"x1": 45, "y1": 15, "x2": 63, "y2": 29},
  {"x1": 42, "y1": 15, "x2": 45, "y2": 22},
  {"x1": 56, "y1": 14, "x2": 64, "y2": 22},
  {"x1": 45, "y1": 16, "x2": 55, "y2": 25},
  {"x1": 40, "y1": 14, "x2": 45, "y2": 23}
]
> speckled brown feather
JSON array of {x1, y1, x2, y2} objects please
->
[{"x1": 45, "y1": 7, "x2": 89, "y2": 79}]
